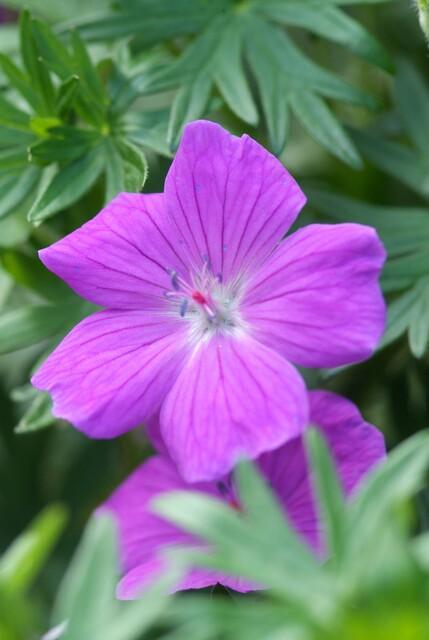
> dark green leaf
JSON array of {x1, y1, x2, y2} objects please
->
[
  {"x1": 0, "y1": 303, "x2": 73, "y2": 354},
  {"x1": 395, "y1": 59, "x2": 429, "y2": 157},
  {"x1": 1, "y1": 248, "x2": 73, "y2": 301},
  {"x1": 259, "y1": 2, "x2": 392, "y2": 71},
  {"x1": 290, "y1": 91, "x2": 362, "y2": 167},
  {"x1": 28, "y1": 145, "x2": 105, "y2": 222}
]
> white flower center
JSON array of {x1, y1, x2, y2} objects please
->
[{"x1": 165, "y1": 263, "x2": 244, "y2": 340}]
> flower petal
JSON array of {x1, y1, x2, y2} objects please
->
[
  {"x1": 308, "y1": 390, "x2": 386, "y2": 495},
  {"x1": 161, "y1": 334, "x2": 308, "y2": 482},
  {"x1": 243, "y1": 223, "x2": 386, "y2": 367},
  {"x1": 257, "y1": 390, "x2": 386, "y2": 550},
  {"x1": 164, "y1": 120, "x2": 306, "y2": 281},
  {"x1": 32, "y1": 310, "x2": 188, "y2": 437},
  {"x1": 38, "y1": 193, "x2": 187, "y2": 310},
  {"x1": 102, "y1": 456, "x2": 252, "y2": 599}
]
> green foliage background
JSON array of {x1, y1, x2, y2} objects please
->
[{"x1": 1, "y1": 0, "x2": 429, "y2": 638}]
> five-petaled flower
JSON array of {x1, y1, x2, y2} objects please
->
[
  {"x1": 102, "y1": 392, "x2": 386, "y2": 599},
  {"x1": 32, "y1": 120, "x2": 386, "y2": 482}
]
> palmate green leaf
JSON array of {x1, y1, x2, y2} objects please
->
[
  {"x1": 77, "y1": 0, "x2": 228, "y2": 44},
  {"x1": 115, "y1": 0, "x2": 383, "y2": 161},
  {"x1": 0, "y1": 504, "x2": 67, "y2": 595},
  {"x1": 245, "y1": 17, "x2": 369, "y2": 163},
  {"x1": 257, "y1": 1, "x2": 392, "y2": 70},
  {"x1": 154, "y1": 464, "x2": 336, "y2": 622},
  {"x1": 28, "y1": 145, "x2": 105, "y2": 222},
  {"x1": 352, "y1": 60, "x2": 429, "y2": 198}
]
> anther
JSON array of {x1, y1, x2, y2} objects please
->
[
  {"x1": 180, "y1": 299, "x2": 188, "y2": 317},
  {"x1": 169, "y1": 270, "x2": 179, "y2": 291}
]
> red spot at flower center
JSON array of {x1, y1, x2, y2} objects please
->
[
  {"x1": 192, "y1": 290, "x2": 207, "y2": 305},
  {"x1": 228, "y1": 497, "x2": 241, "y2": 511}
]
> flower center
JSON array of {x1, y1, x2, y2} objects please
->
[{"x1": 165, "y1": 262, "x2": 244, "y2": 338}]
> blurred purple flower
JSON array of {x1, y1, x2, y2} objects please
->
[
  {"x1": 102, "y1": 391, "x2": 386, "y2": 599},
  {"x1": 32, "y1": 120, "x2": 386, "y2": 482}
]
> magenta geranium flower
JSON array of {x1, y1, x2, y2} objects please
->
[
  {"x1": 32, "y1": 120, "x2": 386, "y2": 482},
  {"x1": 102, "y1": 391, "x2": 386, "y2": 599}
]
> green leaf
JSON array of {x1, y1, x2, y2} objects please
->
[
  {"x1": 167, "y1": 74, "x2": 212, "y2": 150},
  {"x1": 348, "y1": 430, "x2": 429, "y2": 557},
  {"x1": 234, "y1": 461, "x2": 317, "y2": 570},
  {"x1": 116, "y1": 138, "x2": 148, "y2": 192},
  {"x1": 19, "y1": 10, "x2": 56, "y2": 116},
  {"x1": 351, "y1": 129, "x2": 429, "y2": 198},
  {"x1": 0, "y1": 303, "x2": 73, "y2": 354},
  {"x1": 246, "y1": 18, "x2": 374, "y2": 160},
  {"x1": 290, "y1": 91, "x2": 362, "y2": 167},
  {"x1": 408, "y1": 281, "x2": 429, "y2": 358},
  {"x1": 259, "y1": 2, "x2": 392, "y2": 71},
  {"x1": 28, "y1": 145, "x2": 105, "y2": 222},
  {"x1": 305, "y1": 429, "x2": 346, "y2": 564},
  {"x1": 214, "y1": 19, "x2": 258, "y2": 125},
  {"x1": 0, "y1": 504, "x2": 67, "y2": 595},
  {"x1": 380, "y1": 279, "x2": 429, "y2": 352},
  {"x1": 1, "y1": 248, "x2": 73, "y2": 301},
  {"x1": 70, "y1": 30, "x2": 106, "y2": 109},
  {"x1": 104, "y1": 137, "x2": 148, "y2": 199},
  {"x1": 55, "y1": 74, "x2": 80, "y2": 116},
  {"x1": 14, "y1": 390, "x2": 54, "y2": 434},
  {"x1": 395, "y1": 59, "x2": 429, "y2": 156},
  {"x1": 78, "y1": 0, "x2": 226, "y2": 44},
  {"x1": 0, "y1": 167, "x2": 40, "y2": 219},
  {"x1": 52, "y1": 515, "x2": 118, "y2": 636},
  {"x1": 0, "y1": 94, "x2": 30, "y2": 130},
  {"x1": 0, "y1": 53, "x2": 41, "y2": 112},
  {"x1": 307, "y1": 188, "x2": 429, "y2": 258},
  {"x1": 28, "y1": 127, "x2": 98, "y2": 165}
]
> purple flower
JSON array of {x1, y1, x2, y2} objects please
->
[
  {"x1": 101, "y1": 391, "x2": 386, "y2": 599},
  {"x1": 32, "y1": 120, "x2": 386, "y2": 482}
]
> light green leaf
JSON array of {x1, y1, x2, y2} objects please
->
[
  {"x1": 0, "y1": 505, "x2": 67, "y2": 595},
  {"x1": 408, "y1": 281, "x2": 429, "y2": 357},
  {"x1": 305, "y1": 429, "x2": 346, "y2": 564},
  {"x1": 52, "y1": 515, "x2": 118, "y2": 637}
]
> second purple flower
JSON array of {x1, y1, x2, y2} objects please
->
[{"x1": 32, "y1": 120, "x2": 386, "y2": 482}]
